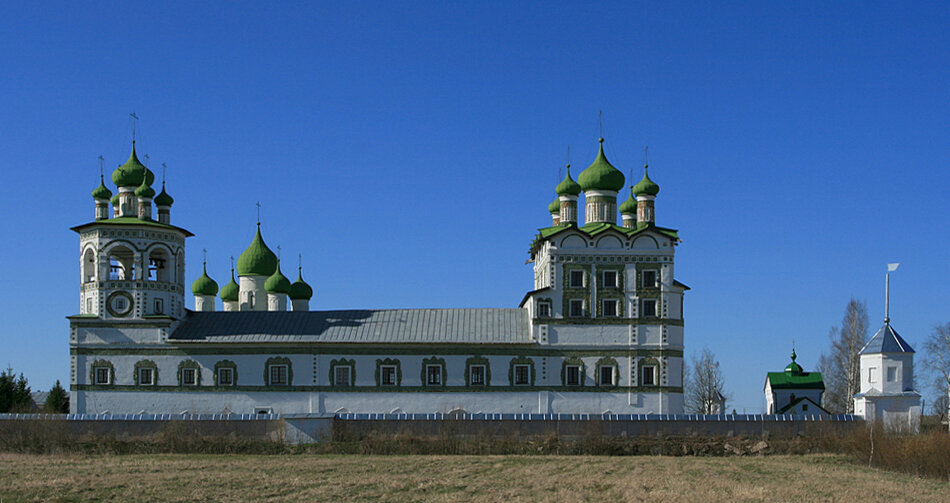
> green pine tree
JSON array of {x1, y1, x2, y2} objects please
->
[
  {"x1": 0, "y1": 367, "x2": 32, "y2": 413},
  {"x1": 44, "y1": 380, "x2": 69, "y2": 413}
]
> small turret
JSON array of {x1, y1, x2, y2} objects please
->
[
  {"x1": 632, "y1": 164, "x2": 660, "y2": 225},
  {"x1": 548, "y1": 197, "x2": 561, "y2": 225},
  {"x1": 191, "y1": 262, "x2": 218, "y2": 312},
  {"x1": 91, "y1": 175, "x2": 113, "y2": 220},
  {"x1": 154, "y1": 181, "x2": 174, "y2": 224},
  {"x1": 236, "y1": 223, "x2": 278, "y2": 311},
  {"x1": 111, "y1": 142, "x2": 152, "y2": 217},
  {"x1": 220, "y1": 266, "x2": 240, "y2": 312},
  {"x1": 135, "y1": 170, "x2": 155, "y2": 221},
  {"x1": 265, "y1": 259, "x2": 291, "y2": 311},
  {"x1": 289, "y1": 266, "x2": 313, "y2": 312},
  {"x1": 555, "y1": 165, "x2": 581, "y2": 225},
  {"x1": 618, "y1": 187, "x2": 638, "y2": 228},
  {"x1": 578, "y1": 139, "x2": 624, "y2": 225}
]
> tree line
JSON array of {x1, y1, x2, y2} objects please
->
[{"x1": 0, "y1": 368, "x2": 68, "y2": 413}]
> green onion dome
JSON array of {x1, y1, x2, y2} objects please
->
[
  {"x1": 289, "y1": 267, "x2": 313, "y2": 300},
  {"x1": 111, "y1": 143, "x2": 155, "y2": 188},
  {"x1": 190, "y1": 263, "x2": 219, "y2": 296},
  {"x1": 154, "y1": 181, "x2": 174, "y2": 206},
  {"x1": 784, "y1": 350, "x2": 803, "y2": 375},
  {"x1": 632, "y1": 166, "x2": 660, "y2": 196},
  {"x1": 110, "y1": 193, "x2": 119, "y2": 206},
  {"x1": 91, "y1": 175, "x2": 113, "y2": 200},
  {"x1": 548, "y1": 197, "x2": 561, "y2": 214},
  {"x1": 618, "y1": 189, "x2": 638, "y2": 215},
  {"x1": 236, "y1": 224, "x2": 278, "y2": 276},
  {"x1": 577, "y1": 138, "x2": 625, "y2": 192},
  {"x1": 264, "y1": 259, "x2": 292, "y2": 294},
  {"x1": 134, "y1": 171, "x2": 155, "y2": 198},
  {"x1": 555, "y1": 166, "x2": 582, "y2": 196},
  {"x1": 220, "y1": 269, "x2": 240, "y2": 302}
]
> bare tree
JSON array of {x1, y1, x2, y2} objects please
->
[
  {"x1": 684, "y1": 347, "x2": 726, "y2": 414},
  {"x1": 818, "y1": 299, "x2": 869, "y2": 413},
  {"x1": 921, "y1": 322, "x2": 950, "y2": 431}
]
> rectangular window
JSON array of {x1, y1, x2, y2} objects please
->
[
  {"x1": 641, "y1": 299, "x2": 657, "y2": 318},
  {"x1": 426, "y1": 365, "x2": 443, "y2": 386},
  {"x1": 154, "y1": 298, "x2": 164, "y2": 315},
  {"x1": 470, "y1": 365, "x2": 486, "y2": 386},
  {"x1": 181, "y1": 368, "x2": 196, "y2": 386},
  {"x1": 599, "y1": 366, "x2": 614, "y2": 386},
  {"x1": 537, "y1": 301, "x2": 551, "y2": 318},
  {"x1": 602, "y1": 270, "x2": 618, "y2": 288},
  {"x1": 116, "y1": 298, "x2": 127, "y2": 311},
  {"x1": 139, "y1": 368, "x2": 154, "y2": 386},
  {"x1": 565, "y1": 365, "x2": 581, "y2": 386},
  {"x1": 94, "y1": 367, "x2": 110, "y2": 385},
  {"x1": 887, "y1": 367, "x2": 897, "y2": 382},
  {"x1": 569, "y1": 299, "x2": 585, "y2": 317},
  {"x1": 602, "y1": 299, "x2": 618, "y2": 317},
  {"x1": 514, "y1": 364, "x2": 530, "y2": 386},
  {"x1": 642, "y1": 270, "x2": 658, "y2": 288},
  {"x1": 334, "y1": 366, "x2": 351, "y2": 387},
  {"x1": 868, "y1": 367, "x2": 877, "y2": 383},
  {"x1": 217, "y1": 368, "x2": 234, "y2": 386},
  {"x1": 269, "y1": 365, "x2": 288, "y2": 386},
  {"x1": 569, "y1": 270, "x2": 585, "y2": 288},
  {"x1": 381, "y1": 365, "x2": 397, "y2": 386},
  {"x1": 641, "y1": 365, "x2": 656, "y2": 386},
  {"x1": 86, "y1": 297, "x2": 93, "y2": 314}
]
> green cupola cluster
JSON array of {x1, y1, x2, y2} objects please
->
[
  {"x1": 191, "y1": 263, "x2": 219, "y2": 296},
  {"x1": 134, "y1": 170, "x2": 156, "y2": 198},
  {"x1": 91, "y1": 175, "x2": 113, "y2": 200},
  {"x1": 111, "y1": 142, "x2": 154, "y2": 188},
  {"x1": 555, "y1": 166, "x2": 582, "y2": 196},
  {"x1": 548, "y1": 197, "x2": 561, "y2": 214},
  {"x1": 632, "y1": 165, "x2": 660, "y2": 196},
  {"x1": 618, "y1": 189, "x2": 638, "y2": 215},
  {"x1": 220, "y1": 268, "x2": 240, "y2": 302},
  {"x1": 237, "y1": 224, "x2": 279, "y2": 277},
  {"x1": 265, "y1": 259, "x2": 292, "y2": 294},
  {"x1": 577, "y1": 138, "x2": 625, "y2": 192},
  {"x1": 289, "y1": 267, "x2": 313, "y2": 300},
  {"x1": 154, "y1": 181, "x2": 174, "y2": 206}
]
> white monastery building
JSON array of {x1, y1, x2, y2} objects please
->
[
  {"x1": 853, "y1": 311, "x2": 922, "y2": 431},
  {"x1": 69, "y1": 137, "x2": 688, "y2": 415}
]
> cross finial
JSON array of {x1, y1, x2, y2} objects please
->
[
  {"x1": 97, "y1": 155, "x2": 104, "y2": 178},
  {"x1": 229, "y1": 255, "x2": 235, "y2": 273},
  {"x1": 161, "y1": 162, "x2": 167, "y2": 184},
  {"x1": 298, "y1": 253, "x2": 302, "y2": 273},
  {"x1": 277, "y1": 245, "x2": 281, "y2": 260},
  {"x1": 144, "y1": 153, "x2": 150, "y2": 167},
  {"x1": 255, "y1": 202, "x2": 262, "y2": 225},
  {"x1": 598, "y1": 110, "x2": 603, "y2": 138},
  {"x1": 644, "y1": 146, "x2": 649, "y2": 168},
  {"x1": 129, "y1": 112, "x2": 139, "y2": 142},
  {"x1": 202, "y1": 248, "x2": 207, "y2": 265}
]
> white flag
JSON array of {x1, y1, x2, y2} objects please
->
[{"x1": 887, "y1": 263, "x2": 900, "y2": 272}]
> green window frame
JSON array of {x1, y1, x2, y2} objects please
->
[
  {"x1": 133, "y1": 359, "x2": 158, "y2": 386},
  {"x1": 561, "y1": 356, "x2": 585, "y2": 387},
  {"x1": 639, "y1": 357, "x2": 659, "y2": 388},
  {"x1": 375, "y1": 358, "x2": 402, "y2": 387},
  {"x1": 213, "y1": 360, "x2": 238, "y2": 387},
  {"x1": 421, "y1": 356, "x2": 447, "y2": 387},
  {"x1": 90, "y1": 359, "x2": 114, "y2": 386},
  {"x1": 465, "y1": 356, "x2": 491, "y2": 387},
  {"x1": 509, "y1": 356, "x2": 535, "y2": 386},
  {"x1": 595, "y1": 356, "x2": 619, "y2": 388},
  {"x1": 264, "y1": 356, "x2": 293, "y2": 387},
  {"x1": 177, "y1": 359, "x2": 201, "y2": 387},
  {"x1": 329, "y1": 358, "x2": 356, "y2": 387}
]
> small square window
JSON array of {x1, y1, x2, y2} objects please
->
[
  {"x1": 602, "y1": 299, "x2": 618, "y2": 317},
  {"x1": 426, "y1": 365, "x2": 443, "y2": 386},
  {"x1": 470, "y1": 365, "x2": 486, "y2": 386},
  {"x1": 641, "y1": 299, "x2": 657, "y2": 318},
  {"x1": 599, "y1": 366, "x2": 615, "y2": 386},
  {"x1": 569, "y1": 299, "x2": 585, "y2": 317},
  {"x1": 641, "y1": 365, "x2": 656, "y2": 386},
  {"x1": 181, "y1": 368, "x2": 197, "y2": 386},
  {"x1": 269, "y1": 365, "x2": 288, "y2": 386},
  {"x1": 94, "y1": 367, "x2": 111, "y2": 385},
  {"x1": 569, "y1": 270, "x2": 585, "y2": 288},
  {"x1": 887, "y1": 367, "x2": 897, "y2": 382},
  {"x1": 514, "y1": 364, "x2": 530, "y2": 386},
  {"x1": 537, "y1": 302, "x2": 551, "y2": 318},
  {"x1": 602, "y1": 270, "x2": 618, "y2": 288},
  {"x1": 565, "y1": 365, "x2": 581, "y2": 386},
  {"x1": 334, "y1": 366, "x2": 351, "y2": 387},
  {"x1": 381, "y1": 365, "x2": 397, "y2": 386},
  {"x1": 802, "y1": 404, "x2": 809, "y2": 411},
  {"x1": 154, "y1": 298, "x2": 164, "y2": 315},
  {"x1": 642, "y1": 270, "x2": 658, "y2": 288},
  {"x1": 868, "y1": 367, "x2": 877, "y2": 383},
  {"x1": 139, "y1": 368, "x2": 154, "y2": 386},
  {"x1": 217, "y1": 368, "x2": 234, "y2": 386}
]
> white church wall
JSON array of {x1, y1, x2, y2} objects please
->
[{"x1": 75, "y1": 325, "x2": 165, "y2": 344}]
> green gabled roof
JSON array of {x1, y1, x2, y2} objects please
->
[
  {"x1": 237, "y1": 224, "x2": 278, "y2": 277},
  {"x1": 265, "y1": 259, "x2": 292, "y2": 294},
  {"x1": 548, "y1": 197, "x2": 561, "y2": 214},
  {"x1": 555, "y1": 166, "x2": 582, "y2": 196},
  {"x1": 191, "y1": 263, "x2": 219, "y2": 296},
  {"x1": 618, "y1": 189, "x2": 638, "y2": 215},
  {"x1": 154, "y1": 182, "x2": 174, "y2": 206},
  {"x1": 632, "y1": 166, "x2": 660, "y2": 196},
  {"x1": 577, "y1": 138, "x2": 625, "y2": 192},
  {"x1": 111, "y1": 143, "x2": 155, "y2": 188},
  {"x1": 91, "y1": 175, "x2": 113, "y2": 200},
  {"x1": 70, "y1": 217, "x2": 194, "y2": 236},
  {"x1": 766, "y1": 371, "x2": 825, "y2": 390},
  {"x1": 289, "y1": 268, "x2": 313, "y2": 300},
  {"x1": 220, "y1": 269, "x2": 239, "y2": 302}
]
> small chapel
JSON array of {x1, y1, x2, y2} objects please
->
[{"x1": 764, "y1": 351, "x2": 828, "y2": 415}]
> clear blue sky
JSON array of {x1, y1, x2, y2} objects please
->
[{"x1": 1, "y1": 1, "x2": 947, "y2": 412}]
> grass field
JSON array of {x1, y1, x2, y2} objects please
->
[{"x1": 2, "y1": 453, "x2": 949, "y2": 502}]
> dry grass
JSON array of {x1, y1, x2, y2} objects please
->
[{"x1": 1, "y1": 453, "x2": 949, "y2": 502}]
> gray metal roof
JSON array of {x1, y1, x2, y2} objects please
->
[
  {"x1": 859, "y1": 323, "x2": 915, "y2": 354},
  {"x1": 169, "y1": 308, "x2": 531, "y2": 344}
]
